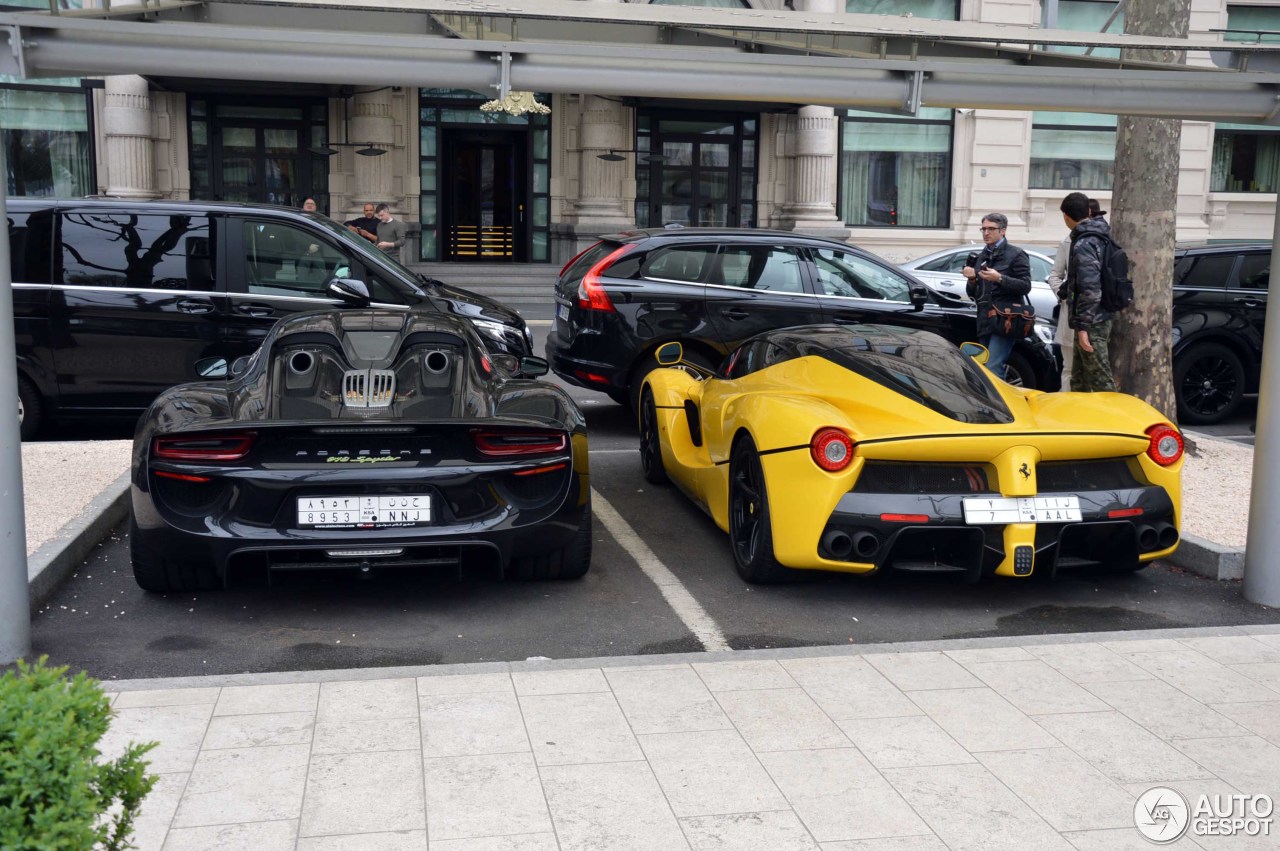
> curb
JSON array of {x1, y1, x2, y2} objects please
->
[
  {"x1": 1167, "y1": 533, "x2": 1244, "y2": 581},
  {"x1": 27, "y1": 472, "x2": 130, "y2": 613}
]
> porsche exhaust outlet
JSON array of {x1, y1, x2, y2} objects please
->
[
  {"x1": 1137, "y1": 525, "x2": 1159, "y2": 552},
  {"x1": 288, "y1": 350, "x2": 315, "y2": 376},
  {"x1": 822, "y1": 530, "x2": 853, "y2": 560},
  {"x1": 424, "y1": 350, "x2": 450, "y2": 374},
  {"x1": 1157, "y1": 523, "x2": 1179, "y2": 550},
  {"x1": 851, "y1": 531, "x2": 881, "y2": 560}
]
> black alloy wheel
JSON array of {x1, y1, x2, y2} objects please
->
[
  {"x1": 1175, "y1": 342, "x2": 1246, "y2": 425},
  {"x1": 727, "y1": 437, "x2": 794, "y2": 584},
  {"x1": 639, "y1": 387, "x2": 669, "y2": 485}
]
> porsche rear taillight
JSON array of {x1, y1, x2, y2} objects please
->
[
  {"x1": 473, "y1": 429, "x2": 568, "y2": 457},
  {"x1": 1145, "y1": 424, "x2": 1184, "y2": 467},
  {"x1": 576, "y1": 245, "x2": 633, "y2": 312},
  {"x1": 810, "y1": 428, "x2": 855, "y2": 472},
  {"x1": 153, "y1": 433, "x2": 255, "y2": 462}
]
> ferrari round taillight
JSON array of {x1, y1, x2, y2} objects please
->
[
  {"x1": 811, "y1": 428, "x2": 854, "y2": 472},
  {"x1": 1145, "y1": 424, "x2": 1184, "y2": 467}
]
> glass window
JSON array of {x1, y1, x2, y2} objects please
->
[
  {"x1": 918, "y1": 250, "x2": 970, "y2": 273},
  {"x1": 846, "y1": 0, "x2": 957, "y2": 19},
  {"x1": 241, "y1": 220, "x2": 349, "y2": 297},
  {"x1": 1028, "y1": 254, "x2": 1053, "y2": 282},
  {"x1": 1235, "y1": 252, "x2": 1271, "y2": 291},
  {"x1": 814, "y1": 249, "x2": 911, "y2": 301},
  {"x1": 7, "y1": 209, "x2": 53, "y2": 284},
  {"x1": 716, "y1": 246, "x2": 805, "y2": 292},
  {"x1": 639, "y1": 245, "x2": 715, "y2": 283},
  {"x1": 839, "y1": 110, "x2": 952, "y2": 227},
  {"x1": 1030, "y1": 111, "x2": 1117, "y2": 190},
  {"x1": 1223, "y1": 6, "x2": 1280, "y2": 43},
  {"x1": 1175, "y1": 254, "x2": 1237, "y2": 291},
  {"x1": 1, "y1": 88, "x2": 93, "y2": 197},
  {"x1": 1051, "y1": 0, "x2": 1125, "y2": 59},
  {"x1": 59, "y1": 213, "x2": 215, "y2": 291},
  {"x1": 1212, "y1": 9, "x2": 1280, "y2": 193}
]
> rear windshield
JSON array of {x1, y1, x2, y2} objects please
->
[{"x1": 561, "y1": 241, "x2": 620, "y2": 287}]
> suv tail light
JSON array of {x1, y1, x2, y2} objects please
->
[
  {"x1": 1145, "y1": 424, "x2": 1184, "y2": 466},
  {"x1": 153, "y1": 432, "x2": 255, "y2": 462},
  {"x1": 559, "y1": 244, "x2": 593, "y2": 278},
  {"x1": 811, "y1": 428, "x2": 855, "y2": 472},
  {"x1": 577, "y1": 245, "x2": 633, "y2": 312},
  {"x1": 473, "y1": 429, "x2": 568, "y2": 457}
]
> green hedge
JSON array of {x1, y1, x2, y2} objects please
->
[{"x1": 0, "y1": 657, "x2": 157, "y2": 851}]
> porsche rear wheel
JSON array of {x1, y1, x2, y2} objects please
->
[
  {"x1": 639, "y1": 387, "x2": 669, "y2": 485},
  {"x1": 728, "y1": 437, "x2": 796, "y2": 584},
  {"x1": 509, "y1": 505, "x2": 592, "y2": 580},
  {"x1": 129, "y1": 517, "x2": 219, "y2": 592}
]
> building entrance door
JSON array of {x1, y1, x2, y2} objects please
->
[
  {"x1": 637, "y1": 111, "x2": 758, "y2": 229},
  {"x1": 442, "y1": 129, "x2": 527, "y2": 261}
]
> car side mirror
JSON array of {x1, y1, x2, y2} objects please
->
[
  {"x1": 490, "y1": 353, "x2": 520, "y2": 374},
  {"x1": 327, "y1": 277, "x2": 371, "y2": 306},
  {"x1": 960, "y1": 342, "x2": 990, "y2": 364},
  {"x1": 195, "y1": 357, "x2": 228, "y2": 379},
  {"x1": 517, "y1": 355, "x2": 550, "y2": 378},
  {"x1": 910, "y1": 285, "x2": 929, "y2": 311},
  {"x1": 656, "y1": 342, "x2": 684, "y2": 365}
]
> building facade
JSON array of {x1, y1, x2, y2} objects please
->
[{"x1": 3, "y1": 0, "x2": 1278, "y2": 266}]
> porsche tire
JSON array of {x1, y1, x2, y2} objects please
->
[
  {"x1": 129, "y1": 517, "x2": 219, "y2": 592},
  {"x1": 639, "y1": 387, "x2": 669, "y2": 485},
  {"x1": 509, "y1": 506, "x2": 592, "y2": 580},
  {"x1": 1175, "y1": 342, "x2": 1246, "y2": 425},
  {"x1": 17, "y1": 375, "x2": 41, "y2": 441},
  {"x1": 728, "y1": 437, "x2": 796, "y2": 584}
]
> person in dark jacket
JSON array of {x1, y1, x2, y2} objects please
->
[
  {"x1": 963, "y1": 212, "x2": 1032, "y2": 380},
  {"x1": 1059, "y1": 191, "x2": 1116, "y2": 392}
]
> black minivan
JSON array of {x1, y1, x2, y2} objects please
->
[
  {"x1": 7, "y1": 199, "x2": 531, "y2": 437},
  {"x1": 546, "y1": 227, "x2": 1061, "y2": 407}
]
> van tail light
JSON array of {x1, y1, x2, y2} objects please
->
[
  {"x1": 153, "y1": 432, "x2": 255, "y2": 462},
  {"x1": 1145, "y1": 424, "x2": 1184, "y2": 467},
  {"x1": 811, "y1": 428, "x2": 855, "y2": 472},
  {"x1": 473, "y1": 429, "x2": 568, "y2": 457},
  {"x1": 577, "y1": 245, "x2": 633, "y2": 312}
]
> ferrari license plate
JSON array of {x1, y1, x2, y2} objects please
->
[
  {"x1": 962, "y1": 496, "x2": 1082, "y2": 525},
  {"x1": 296, "y1": 494, "x2": 432, "y2": 527}
]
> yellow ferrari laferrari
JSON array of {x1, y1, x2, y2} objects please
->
[{"x1": 639, "y1": 324, "x2": 1182, "y2": 584}]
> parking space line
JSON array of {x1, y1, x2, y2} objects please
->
[{"x1": 591, "y1": 488, "x2": 732, "y2": 653}]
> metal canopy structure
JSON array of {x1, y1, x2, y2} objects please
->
[{"x1": 3, "y1": 0, "x2": 1280, "y2": 122}]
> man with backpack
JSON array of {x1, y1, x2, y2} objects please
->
[{"x1": 1060, "y1": 191, "x2": 1126, "y2": 392}]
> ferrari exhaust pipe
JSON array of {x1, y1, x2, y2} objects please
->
[
  {"x1": 822, "y1": 530, "x2": 853, "y2": 560},
  {"x1": 1157, "y1": 524, "x2": 1179, "y2": 550},
  {"x1": 424, "y1": 350, "x2": 450, "y2": 374},
  {"x1": 288, "y1": 350, "x2": 315, "y2": 376},
  {"x1": 851, "y1": 531, "x2": 881, "y2": 560},
  {"x1": 1137, "y1": 525, "x2": 1159, "y2": 552}
]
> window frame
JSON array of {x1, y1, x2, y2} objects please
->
[{"x1": 836, "y1": 109, "x2": 955, "y2": 229}]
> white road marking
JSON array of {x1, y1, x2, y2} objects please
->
[
  {"x1": 591, "y1": 488, "x2": 732, "y2": 653},
  {"x1": 590, "y1": 448, "x2": 639, "y2": 454}
]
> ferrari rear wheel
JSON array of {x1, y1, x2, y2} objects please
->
[
  {"x1": 509, "y1": 505, "x2": 592, "y2": 580},
  {"x1": 639, "y1": 387, "x2": 669, "y2": 485},
  {"x1": 129, "y1": 517, "x2": 220, "y2": 592},
  {"x1": 728, "y1": 437, "x2": 796, "y2": 584}
]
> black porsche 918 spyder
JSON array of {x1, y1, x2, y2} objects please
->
[{"x1": 129, "y1": 308, "x2": 590, "y2": 591}]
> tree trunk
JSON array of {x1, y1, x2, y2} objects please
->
[{"x1": 1109, "y1": 0, "x2": 1191, "y2": 422}]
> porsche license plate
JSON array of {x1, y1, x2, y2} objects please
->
[
  {"x1": 296, "y1": 494, "x2": 431, "y2": 527},
  {"x1": 962, "y1": 496, "x2": 1082, "y2": 525}
]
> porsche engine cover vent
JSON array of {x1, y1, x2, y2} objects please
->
[{"x1": 343, "y1": 369, "x2": 396, "y2": 408}]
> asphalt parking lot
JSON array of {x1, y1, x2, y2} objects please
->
[{"x1": 27, "y1": 322, "x2": 1280, "y2": 681}]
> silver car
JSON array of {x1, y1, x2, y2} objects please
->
[{"x1": 902, "y1": 244, "x2": 1059, "y2": 319}]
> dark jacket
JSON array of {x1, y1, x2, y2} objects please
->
[
  {"x1": 1066, "y1": 216, "x2": 1113, "y2": 330},
  {"x1": 964, "y1": 239, "x2": 1032, "y2": 338}
]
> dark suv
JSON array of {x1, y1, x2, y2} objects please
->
[
  {"x1": 546, "y1": 228, "x2": 1060, "y2": 406},
  {"x1": 1172, "y1": 241, "x2": 1270, "y2": 424},
  {"x1": 7, "y1": 198, "x2": 531, "y2": 438}
]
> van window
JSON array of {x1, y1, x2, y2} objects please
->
[
  {"x1": 1174, "y1": 254, "x2": 1236, "y2": 291},
  {"x1": 7, "y1": 209, "x2": 53, "y2": 284},
  {"x1": 59, "y1": 212, "x2": 215, "y2": 291},
  {"x1": 717, "y1": 246, "x2": 805, "y2": 293},
  {"x1": 1237, "y1": 252, "x2": 1271, "y2": 291},
  {"x1": 814, "y1": 249, "x2": 911, "y2": 301},
  {"x1": 643, "y1": 245, "x2": 715, "y2": 283},
  {"x1": 242, "y1": 220, "x2": 348, "y2": 298}
]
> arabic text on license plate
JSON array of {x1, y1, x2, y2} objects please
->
[
  {"x1": 556, "y1": 303, "x2": 570, "y2": 322},
  {"x1": 296, "y1": 494, "x2": 432, "y2": 527},
  {"x1": 962, "y1": 495, "x2": 1082, "y2": 525}
]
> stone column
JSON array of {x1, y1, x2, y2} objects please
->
[
  {"x1": 571, "y1": 95, "x2": 632, "y2": 226},
  {"x1": 778, "y1": 105, "x2": 846, "y2": 235},
  {"x1": 350, "y1": 89, "x2": 395, "y2": 208},
  {"x1": 103, "y1": 76, "x2": 157, "y2": 199}
]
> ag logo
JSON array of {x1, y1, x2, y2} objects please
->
[{"x1": 1134, "y1": 786, "x2": 1190, "y2": 843}]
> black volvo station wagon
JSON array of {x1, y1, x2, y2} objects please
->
[
  {"x1": 545, "y1": 227, "x2": 1061, "y2": 408},
  {"x1": 7, "y1": 198, "x2": 532, "y2": 438}
]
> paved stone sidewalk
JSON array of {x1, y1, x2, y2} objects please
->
[{"x1": 98, "y1": 626, "x2": 1280, "y2": 851}]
